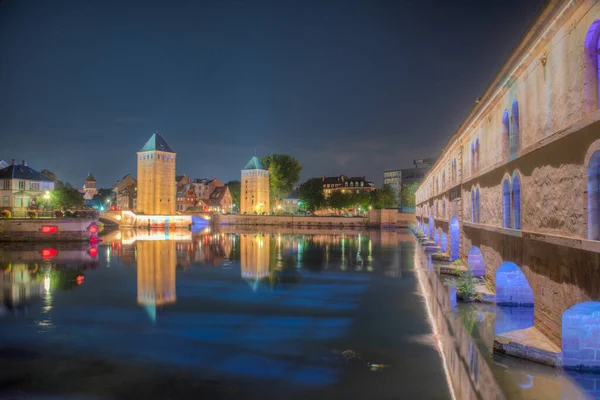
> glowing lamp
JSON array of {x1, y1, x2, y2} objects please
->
[
  {"x1": 41, "y1": 226, "x2": 58, "y2": 234},
  {"x1": 89, "y1": 247, "x2": 98, "y2": 257},
  {"x1": 76, "y1": 276, "x2": 85, "y2": 285},
  {"x1": 87, "y1": 223, "x2": 99, "y2": 233},
  {"x1": 41, "y1": 248, "x2": 58, "y2": 259}
]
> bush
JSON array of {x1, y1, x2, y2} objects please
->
[
  {"x1": 456, "y1": 268, "x2": 478, "y2": 302},
  {"x1": 27, "y1": 210, "x2": 38, "y2": 219},
  {"x1": 1, "y1": 210, "x2": 11, "y2": 219},
  {"x1": 452, "y1": 259, "x2": 463, "y2": 266},
  {"x1": 54, "y1": 210, "x2": 64, "y2": 218}
]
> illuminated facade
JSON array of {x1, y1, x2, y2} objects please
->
[
  {"x1": 0, "y1": 160, "x2": 54, "y2": 213},
  {"x1": 82, "y1": 173, "x2": 98, "y2": 200},
  {"x1": 136, "y1": 240, "x2": 176, "y2": 312},
  {"x1": 136, "y1": 133, "x2": 176, "y2": 215},
  {"x1": 240, "y1": 233, "x2": 270, "y2": 280},
  {"x1": 414, "y1": 0, "x2": 600, "y2": 371},
  {"x1": 240, "y1": 157, "x2": 269, "y2": 215}
]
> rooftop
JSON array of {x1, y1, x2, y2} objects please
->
[
  {"x1": 243, "y1": 156, "x2": 265, "y2": 170},
  {"x1": 0, "y1": 164, "x2": 53, "y2": 182},
  {"x1": 86, "y1": 173, "x2": 96, "y2": 182},
  {"x1": 139, "y1": 133, "x2": 175, "y2": 153}
]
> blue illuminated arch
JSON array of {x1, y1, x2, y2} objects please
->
[
  {"x1": 502, "y1": 109, "x2": 510, "y2": 159},
  {"x1": 495, "y1": 262, "x2": 533, "y2": 307},
  {"x1": 510, "y1": 100, "x2": 520, "y2": 156},
  {"x1": 588, "y1": 150, "x2": 600, "y2": 240},
  {"x1": 584, "y1": 21, "x2": 600, "y2": 113},
  {"x1": 512, "y1": 173, "x2": 521, "y2": 230},
  {"x1": 441, "y1": 232, "x2": 448, "y2": 253},
  {"x1": 442, "y1": 198, "x2": 446, "y2": 218},
  {"x1": 450, "y1": 216, "x2": 459, "y2": 261},
  {"x1": 434, "y1": 229, "x2": 439, "y2": 245},
  {"x1": 562, "y1": 302, "x2": 600, "y2": 371},
  {"x1": 471, "y1": 142, "x2": 475, "y2": 175},
  {"x1": 503, "y1": 179, "x2": 511, "y2": 228},
  {"x1": 475, "y1": 187, "x2": 480, "y2": 223},
  {"x1": 467, "y1": 246, "x2": 485, "y2": 277},
  {"x1": 471, "y1": 188, "x2": 475, "y2": 223},
  {"x1": 429, "y1": 216, "x2": 434, "y2": 239}
]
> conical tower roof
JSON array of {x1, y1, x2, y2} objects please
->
[
  {"x1": 139, "y1": 133, "x2": 175, "y2": 153},
  {"x1": 86, "y1": 172, "x2": 96, "y2": 182}
]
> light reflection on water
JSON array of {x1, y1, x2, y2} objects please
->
[{"x1": 0, "y1": 228, "x2": 453, "y2": 400}]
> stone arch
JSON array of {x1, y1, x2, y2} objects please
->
[
  {"x1": 495, "y1": 262, "x2": 534, "y2": 307},
  {"x1": 434, "y1": 229, "x2": 439, "y2": 245},
  {"x1": 475, "y1": 137, "x2": 480, "y2": 172},
  {"x1": 440, "y1": 232, "x2": 448, "y2": 253},
  {"x1": 502, "y1": 177, "x2": 512, "y2": 228},
  {"x1": 494, "y1": 262, "x2": 535, "y2": 335},
  {"x1": 586, "y1": 141, "x2": 600, "y2": 240},
  {"x1": 562, "y1": 302, "x2": 600, "y2": 371},
  {"x1": 512, "y1": 171, "x2": 521, "y2": 230},
  {"x1": 584, "y1": 20, "x2": 600, "y2": 113},
  {"x1": 475, "y1": 186, "x2": 480, "y2": 224},
  {"x1": 502, "y1": 109, "x2": 510, "y2": 159},
  {"x1": 471, "y1": 186, "x2": 475, "y2": 222},
  {"x1": 470, "y1": 142, "x2": 475, "y2": 175},
  {"x1": 429, "y1": 216, "x2": 434, "y2": 239},
  {"x1": 510, "y1": 100, "x2": 520, "y2": 156},
  {"x1": 450, "y1": 216, "x2": 460, "y2": 261},
  {"x1": 467, "y1": 246, "x2": 485, "y2": 277}
]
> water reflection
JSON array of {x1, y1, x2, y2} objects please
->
[{"x1": 137, "y1": 240, "x2": 176, "y2": 321}]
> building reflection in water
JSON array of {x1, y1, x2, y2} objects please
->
[
  {"x1": 240, "y1": 234, "x2": 270, "y2": 288},
  {"x1": 0, "y1": 263, "x2": 45, "y2": 312},
  {"x1": 136, "y1": 240, "x2": 177, "y2": 322}
]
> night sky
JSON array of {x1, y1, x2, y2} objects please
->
[{"x1": 0, "y1": 0, "x2": 545, "y2": 188}]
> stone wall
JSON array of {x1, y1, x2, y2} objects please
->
[
  {"x1": 0, "y1": 219, "x2": 97, "y2": 242},
  {"x1": 213, "y1": 214, "x2": 367, "y2": 227}
]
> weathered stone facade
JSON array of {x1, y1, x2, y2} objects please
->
[
  {"x1": 136, "y1": 133, "x2": 176, "y2": 215},
  {"x1": 415, "y1": 0, "x2": 600, "y2": 371}
]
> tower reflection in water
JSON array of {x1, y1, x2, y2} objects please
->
[
  {"x1": 136, "y1": 238, "x2": 177, "y2": 322},
  {"x1": 240, "y1": 233, "x2": 270, "y2": 281}
]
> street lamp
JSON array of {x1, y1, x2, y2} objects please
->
[{"x1": 43, "y1": 191, "x2": 50, "y2": 200}]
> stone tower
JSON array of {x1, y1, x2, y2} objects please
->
[
  {"x1": 136, "y1": 133, "x2": 176, "y2": 215},
  {"x1": 240, "y1": 156, "x2": 270, "y2": 215},
  {"x1": 83, "y1": 173, "x2": 98, "y2": 200}
]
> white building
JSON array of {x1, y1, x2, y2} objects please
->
[{"x1": 0, "y1": 160, "x2": 54, "y2": 212}]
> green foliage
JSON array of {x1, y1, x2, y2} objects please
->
[
  {"x1": 90, "y1": 188, "x2": 114, "y2": 208},
  {"x1": 260, "y1": 154, "x2": 302, "y2": 205},
  {"x1": 297, "y1": 178, "x2": 326, "y2": 212},
  {"x1": 452, "y1": 259, "x2": 463, "y2": 266},
  {"x1": 1, "y1": 210, "x2": 11, "y2": 219},
  {"x1": 226, "y1": 180, "x2": 241, "y2": 208},
  {"x1": 481, "y1": 275, "x2": 496, "y2": 294},
  {"x1": 456, "y1": 268, "x2": 477, "y2": 302},
  {"x1": 50, "y1": 184, "x2": 85, "y2": 210},
  {"x1": 400, "y1": 182, "x2": 419, "y2": 211},
  {"x1": 327, "y1": 191, "x2": 353, "y2": 210},
  {"x1": 371, "y1": 184, "x2": 396, "y2": 209},
  {"x1": 27, "y1": 210, "x2": 38, "y2": 219}
]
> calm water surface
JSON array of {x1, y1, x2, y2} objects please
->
[{"x1": 0, "y1": 228, "x2": 451, "y2": 400}]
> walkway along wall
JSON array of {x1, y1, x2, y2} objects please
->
[{"x1": 415, "y1": 0, "x2": 600, "y2": 370}]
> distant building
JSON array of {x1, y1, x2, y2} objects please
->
[
  {"x1": 384, "y1": 161, "x2": 434, "y2": 212},
  {"x1": 321, "y1": 175, "x2": 375, "y2": 197},
  {"x1": 208, "y1": 185, "x2": 232, "y2": 213},
  {"x1": 176, "y1": 177, "x2": 231, "y2": 213},
  {"x1": 112, "y1": 174, "x2": 137, "y2": 211},
  {"x1": 281, "y1": 190, "x2": 300, "y2": 214},
  {"x1": 0, "y1": 160, "x2": 8, "y2": 170},
  {"x1": 240, "y1": 157, "x2": 270, "y2": 215},
  {"x1": 82, "y1": 173, "x2": 98, "y2": 200},
  {"x1": 383, "y1": 170, "x2": 402, "y2": 206},
  {"x1": 0, "y1": 160, "x2": 54, "y2": 213},
  {"x1": 136, "y1": 133, "x2": 176, "y2": 215}
]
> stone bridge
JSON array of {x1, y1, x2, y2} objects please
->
[{"x1": 415, "y1": 0, "x2": 600, "y2": 371}]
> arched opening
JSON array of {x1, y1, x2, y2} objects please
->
[
  {"x1": 441, "y1": 232, "x2": 448, "y2": 253},
  {"x1": 442, "y1": 198, "x2": 446, "y2": 218},
  {"x1": 503, "y1": 179, "x2": 511, "y2": 228},
  {"x1": 434, "y1": 229, "x2": 439, "y2": 245},
  {"x1": 471, "y1": 188, "x2": 475, "y2": 222},
  {"x1": 450, "y1": 216, "x2": 460, "y2": 261},
  {"x1": 510, "y1": 100, "x2": 520, "y2": 156},
  {"x1": 442, "y1": 170, "x2": 445, "y2": 190},
  {"x1": 502, "y1": 109, "x2": 510, "y2": 159},
  {"x1": 475, "y1": 138, "x2": 480, "y2": 172},
  {"x1": 588, "y1": 151, "x2": 600, "y2": 240},
  {"x1": 471, "y1": 142, "x2": 475, "y2": 175},
  {"x1": 512, "y1": 174, "x2": 521, "y2": 230},
  {"x1": 475, "y1": 187, "x2": 480, "y2": 223},
  {"x1": 584, "y1": 20, "x2": 600, "y2": 113},
  {"x1": 467, "y1": 246, "x2": 485, "y2": 277},
  {"x1": 495, "y1": 262, "x2": 534, "y2": 334},
  {"x1": 429, "y1": 216, "x2": 434, "y2": 239},
  {"x1": 562, "y1": 302, "x2": 600, "y2": 371}
]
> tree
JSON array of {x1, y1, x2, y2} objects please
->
[
  {"x1": 297, "y1": 178, "x2": 326, "y2": 212},
  {"x1": 371, "y1": 184, "x2": 397, "y2": 209},
  {"x1": 327, "y1": 191, "x2": 353, "y2": 211},
  {"x1": 400, "y1": 182, "x2": 419, "y2": 212},
  {"x1": 50, "y1": 184, "x2": 85, "y2": 210},
  {"x1": 226, "y1": 180, "x2": 240, "y2": 209},
  {"x1": 90, "y1": 189, "x2": 114, "y2": 209},
  {"x1": 260, "y1": 154, "x2": 302, "y2": 205}
]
